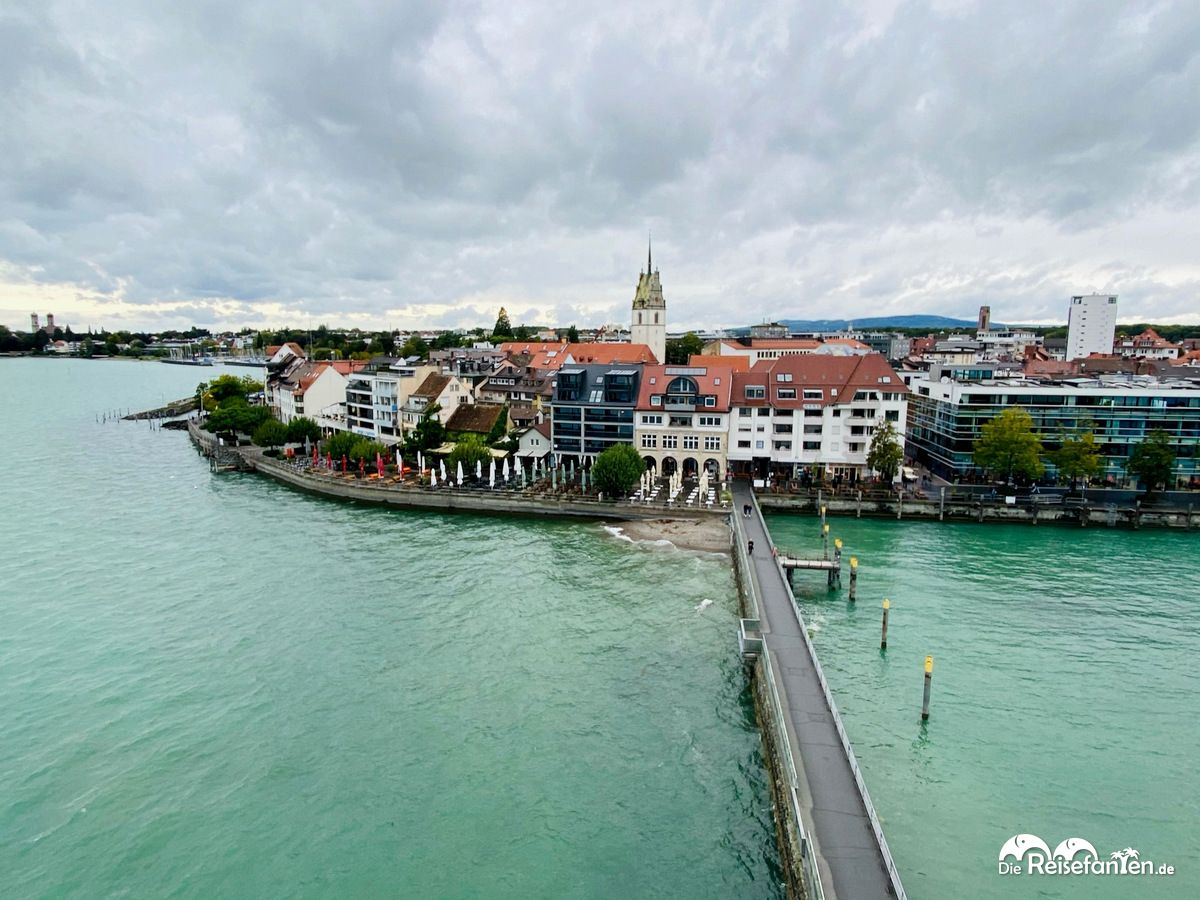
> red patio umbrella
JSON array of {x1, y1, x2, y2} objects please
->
[
  {"x1": 326, "y1": 451, "x2": 332, "y2": 469},
  {"x1": 341, "y1": 454, "x2": 348, "y2": 472},
  {"x1": 376, "y1": 452, "x2": 384, "y2": 477},
  {"x1": 312, "y1": 446, "x2": 318, "y2": 467}
]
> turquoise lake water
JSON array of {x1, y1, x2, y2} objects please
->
[
  {"x1": 0, "y1": 359, "x2": 781, "y2": 899},
  {"x1": 767, "y1": 512, "x2": 1199, "y2": 899}
]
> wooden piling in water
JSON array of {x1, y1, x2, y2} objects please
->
[
  {"x1": 848, "y1": 557, "x2": 858, "y2": 601},
  {"x1": 921, "y1": 655, "x2": 934, "y2": 721},
  {"x1": 939, "y1": 486, "x2": 945, "y2": 521},
  {"x1": 881, "y1": 599, "x2": 890, "y2": 649}
]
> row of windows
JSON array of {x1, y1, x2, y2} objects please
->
[
  {"x1": 640, "y1": 413, "x2": 724, "y2": 426},
  {"x1": 640, "y1": 434, "x2": 722, "y2": 451}
]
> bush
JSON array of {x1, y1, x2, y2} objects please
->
[
  {"x1": 252, "y1": 418, "x2": 288, "y2": 447},
  {"x1": 447, "y1": 435, "x2": 491, "y2": 473},
  {"x1": 348, "y1": 439, "x2": 388, "y2": 464},
  {"x1": 591, "y1": 444, "x2": 645, "y2": 497}
]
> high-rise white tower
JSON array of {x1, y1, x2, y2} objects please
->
[
  {"x1": 1066, "y1": 293, "x2": 1118, "y2": 360},
  {"x1": 630, "y1": 241, "x2": 666, "y2": 364}
]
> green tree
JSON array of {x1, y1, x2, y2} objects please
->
[
  {"x1": 866, "y1": 421, "x2": 904, "y2": 483},
  {"x1": 447, "y1": 435, "x2": 491, "y2": 473},
  {"x1": 253, "y1": 418, "x2": 288, "y2": 448},
  {"x1": 405, "y1": 403, "x2": 445, "y2": 454},
  {"x1": 664, "y1": 332, "x2": 704, "y2": 364},
  {"x1": 566, "y1": 325, "x2": 579, "y2": 343},
  {"x1": 1049, "y1": 431, "x2": 1102, "y2": 492},
  {"x1": 348, "y1": 438, "x2": 388, "y2": 464},
  {"x1": 399, "y1": 334, "x2": 429, "y2": 359},
  {"x1": 492, "y1": 307, "x2": 513, "y2": 339},
  {"x1": 513, "y1": 324, "x2": 532, "y2": 340},
  {"x1": 286, "y1": 417, "x2": 322, "y2": 445},
  {"x1": 206, "y1": 373, "x2": 259, "y2": 403},
  {"x1": 485, "y1": 406, "x2": 509, "y2": 445},
  {"x1": 973, "y1": 406, "x2": 1045, "y2": 483},
  {"x1": 204, "y1": 398, "x2": 272, "y2": 437},
  {"x1": 324, "y1": 431, "x2": 360, "y2": 461},
  {"x1": 590, "y1": 444, "x2": 646, "y2": 498},
  {"x1": 1125, "y1": 430, "x2": 1175, "y2": 492}
]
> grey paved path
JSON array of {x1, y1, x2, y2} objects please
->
[{"x1": 735, "y1": 481, "x2": 898, "y2": 900}]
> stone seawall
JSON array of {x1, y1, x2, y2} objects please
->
[
  {"x1": 189, "y1": 425, "x2": 729, "y2": 524},
  {"x1": 759, "y1": 492, "x2": 1198, "y2": 530}
]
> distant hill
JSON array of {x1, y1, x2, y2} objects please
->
[{"x1": 735, "y1": 315, "x2": 994, "y2": 333}]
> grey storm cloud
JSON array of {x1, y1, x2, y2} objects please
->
[{"x1": 1, "y1": 0, "x2": 1199, "y2": 331}]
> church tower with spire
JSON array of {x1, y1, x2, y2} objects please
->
[{"x1": 630, "y1": 239, "x2": 667, "y2": 363}]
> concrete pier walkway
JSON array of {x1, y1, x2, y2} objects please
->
[{"x1": 734, "y1": 481, "x2": 904, "y2": 900}]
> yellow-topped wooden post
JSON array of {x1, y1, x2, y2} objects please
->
[
  {"x1": 922, "y1": 655, "x2": 934, "y2": 720},
  {"x1": 881, "y1": 598, "x2": 890, "y2": 649}
]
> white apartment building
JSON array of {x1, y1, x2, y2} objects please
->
[
  {"x1": 1066, "y1": 293, "x2": 1119, "y2": 360},
  {"x1": 726, "y1": 354, "x2": 909, "y2": 482},
  {"x1": 346, "y1": 360, "x2": 438, "y2": 444}
]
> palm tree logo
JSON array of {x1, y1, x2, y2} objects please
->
[{"x1": 1109, "y1": 848, "x2": 1140, "y2": 873}]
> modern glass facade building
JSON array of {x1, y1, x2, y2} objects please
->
[
  {"x1": 906, "y1": 373, "x2": 1200, "y2": 486},
  {"x1": 550, "y1": 364, "x2": 642, "y2": 464}
]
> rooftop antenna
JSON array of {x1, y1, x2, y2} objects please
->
[{"x1": 647, "y1": 231, "x2": 652, "y2": 275}]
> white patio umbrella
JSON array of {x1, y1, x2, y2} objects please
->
[
  {"x1": 502, "y1": 457, "x2": 510, "y2": 481},
  {"x1": 418, "y1": 451, "x2": 423, "y2": 473},
  {"x1": 430, "y1": 469, "x2": 437, "y2": 487},
  {"x1": 439, "y1": 459, "x2": 447, "y2": 482},
  {"x1": 456, "y1": 460, "x2": 464, "y2": 487},
  {"x1": 488, "y1": 459, "x2": 495, "y2": 488},
  {"x1": 475, "y1": 459, "x2": 482, "y2": 480}
]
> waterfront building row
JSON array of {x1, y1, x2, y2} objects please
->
[
  {"x1": 549, "y1": 353, "x2": 910, "y2": 481},
  {"x1": 906, "y1": 371, "x2": 1200, "y2": 486}
]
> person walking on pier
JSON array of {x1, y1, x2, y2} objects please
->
[
  {"x1": 747, "y1": 540, "x2": 754, "y2": 555},
  {"x1": 743, "y1": 503, "x2": 751, "y2": 518}
]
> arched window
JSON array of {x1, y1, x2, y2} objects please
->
[
  {"x1": 654, "y1": 313, "x2": 659, "y2": 323},
  {"x1": 666, "y1": 376, "x2": 698, "y2": 404},
  {"x1": 638, "y1": 312, "x2": 643, "y2": 324}
]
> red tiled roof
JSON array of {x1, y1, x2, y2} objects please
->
[
  {"x1": 635, "y1": 362, "x2": 737, "y2": 411},
  {"x1": 565, "y1": 343, "x2": 658, "y2": 365},
  {"x1": 411, "y1": 372, "x2": 452, "y2": 399},
  {"x1": 731, "y1": 353, "x2": 907, "y2": 408},
  {"x1": 690, "y1": 353, "x2": 749, "y2": 371},
  {"x1": 445, "y1": 403, "x2": 505, "y2": 435}
]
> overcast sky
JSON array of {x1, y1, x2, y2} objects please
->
[{"x1": 2, "y1": 0, "x2": 1198, "y2": 333}]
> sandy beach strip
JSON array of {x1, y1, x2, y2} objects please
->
[{"x1": 611, "y1": 517, "x2": 732, "y2": 554}]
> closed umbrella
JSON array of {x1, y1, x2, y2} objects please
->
[
  {"x1": 488, "y1": 459, "x2": 495, "y2": 488},
  {"x1": 430, "y1": 469, "x2": 437, "y2": 487},
  {"x1": 418, "y1": 451, "x2": 424, "y2": 474},
  {"x1": 312, "y1": 445, "x2": 318, "y2": 467},
  {"x1": 456, "y1": 460, "x2": 464, "y2": 487},
  {"x1": 502, "y1": 457, "x2": 510, "y2": 481},
  {"x1": 341, "y1": 454, "x2": 348, "y2": 472},
  {"x1": 440, "y1": 459, "x2": 447, "y2": 482},
  {"x1": 326, "y1": 451, "x2": 331, "y2": 469},
  {"x1": 376, "y1": 452, "x2": 384, "y2": 477},
  {"x1": 476, "y1": 459, "x2": 482, "y2": 481}
]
